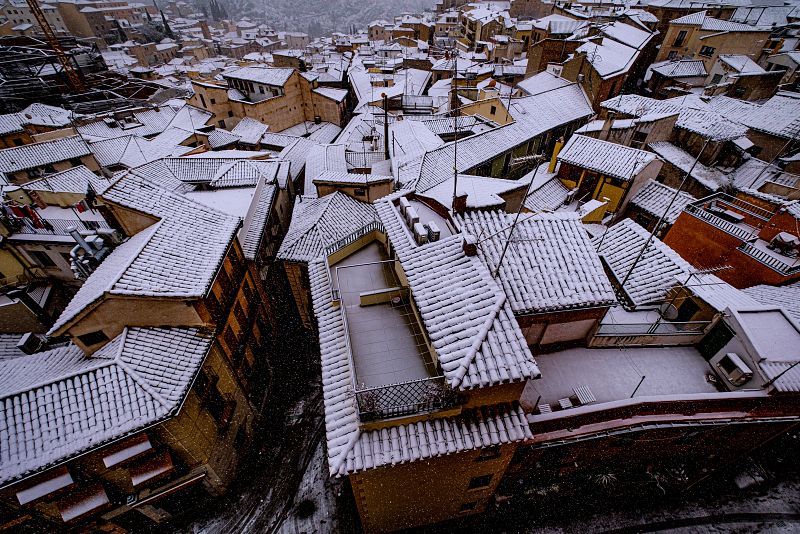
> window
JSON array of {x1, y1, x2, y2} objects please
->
[
  {"x1": 218, "y1": 119, "x2": 226, "y2": 128},
  {"x1": 210, "y1": 98, "x2": 216, "y2": 105},
  {"x1": 77, "y1": 330, "x2": 109, "y2": 346},
  {"x1": 467, "y1": 474, "x2": 493, "y2": 490},
  {"x1": 673, "y1": 30, "x2": 687, "y2": 47},
  {"x1": 228, "y1": 111, "x2": 234, "y2": 117},
  {"x1": 490, "y1": 105, "x2": 497, "y2": 115},
  {"x1": 354, "y1": 187, "x2": 366, "y2": 197},
  {"x1": 13, "y1": 138, "x2": 24, "y2": 147},
  {"x1": 199, "y1": 94, "x2": 207, "y2": 107},
  {"x1": 711, "y1": 73, "x2": 722, "y2": 84},
  {"x1": 667, "y1": 51, "x2": 678, "y2": 60},
  {"x1": 29, "y1": 250, "x2": 55, "y2": 268},
  {"x1": 459, "y1": 501, "x2": 478, "y2": 512},
  {"x1": 699, "y1": 46, "x2": 715, "y2": 57},
  {"x1": 475, "y1": 446, "x2": 501, "y2": 462}
]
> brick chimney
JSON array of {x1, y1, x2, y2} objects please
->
[
  {"x1": 452, "y1": 190, "x2": 468, "y2": 214},
  {"x1": 463, "y1": 234, "x2": 478, "y2": 256}
]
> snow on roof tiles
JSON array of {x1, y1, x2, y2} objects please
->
[
  {"x1": 405, "y1": 84, "x2": 593, "y2": 191},
  {"x1": 313, "y1": 87, "x2": 348, "y2": 102},
  {"x1": 421, "y1": 174, "x2": 524, "y2": 210},
  {"x1": 375, "y1": 200, "x2": 539, "y2": 390},
  {"x1": 677, "y1": 272, "x2": 759, "y2": 312},
  {"x1": 304, "y1": 144, "x2": 347, "y2": 197},
  {"x1": 90, "y1": 134, "x2": 190, "y2": 169},
  {"x1": 312, "y1": 171, "x2": 391, "y2": 185},
  {"x1": 558, "y1": 135, "x2": 656, "y2": 181},
  {"x1": 278, "y1": 137, "x2": 318, "y2": 180},
  {"x1": 277, "y1": 192, "x2": 377, "y2": 263},
  {"x1": 222, "y1": 66, "x2": 295, "y2": 87},
  {"x1": 648, "y1": 141, "x2": 725, "y2": 191},
  {"x1": 308, "y1": 257, "x2": 531, "y2": 477},
  {"x1": 241, "y1": 178, "x2": 279, "y2": 261},
  {"x1": 718, "y1": 54, "x2": 766, "y2": 74},
  {"x1": 650, "y1": 59, "x2": 708, "y2": 78},
  {"x1": 595, "y1": 218, "x2": 695, "y2": 307},
  {"x1": 230, "y1": 117, "x2": 269, "y2": 145},
  {"x1": 629, "y1": 179, "x2": 696, "y2": 224},
  {"x1": 516, "y1": 71, "x2": 571, "y2": 96},
  {"x1": 671, "y1": 10, "x2": 766, "y2": 31},
  {"x1": 456, "y1": 210, "x2": 616, "y2": 313},
  {"x1": 0, "y1": 327, "x2": 212, "y2": 485},
  {"x1": 524, "y1": 175, "x2": 571, "y2": 213},
  {"x1": 727, "y1": 158, "x2": 800, "y2": 192},
  {"x1": 50, "y1": 173, "x2": 240, "y2": 333},
  {"x1": 20, "y1": 165, "x2": 111, "y2": 195},
  {"x1": 207, "y1": 128, "x2": 240, "y2": 148},
  {"x1": 0, "y1": 136, "x2": 92, "y2": 177},
  {"x1": 0, "y1": 103, "x2": 72, "y2": 136},
  {"x1": 743, "y1": 282, "x2": 800, "y2": 324}
]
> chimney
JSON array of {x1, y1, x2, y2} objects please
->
[
  {"x1": 548, "y1": 136, "x2": 565, "y2": 173},
  {"x1": 452, "y1": 190, "x2": 468, "y2": 214},
  {"x1": 463, "y1": 234, "x2": 478, "y2": 256}
]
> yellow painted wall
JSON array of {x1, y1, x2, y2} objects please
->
[{"x1": 350, "y1": 443, "x2": 518, "y2": 533}]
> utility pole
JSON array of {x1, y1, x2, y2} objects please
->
[{"x1": 382, "y1": 93, "x2": 389, "y2": 161}]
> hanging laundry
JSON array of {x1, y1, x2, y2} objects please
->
[{"x1": 74, "y1": 200, "x2": 88, "y2": 213}]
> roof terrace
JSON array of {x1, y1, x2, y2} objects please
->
[
  {"x1": 329, "y1": 239, "x2": 454, "y2": 422},
  {"x1": 522, "y1": 346, "x2": 720, "y2": 418}
]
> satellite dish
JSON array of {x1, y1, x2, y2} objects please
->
[{"x1": 659, "y1": 302, "x2": 679, "y2": 321}]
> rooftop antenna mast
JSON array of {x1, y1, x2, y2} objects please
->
[
  {"x1": 451, "y1": 43, "x2": 460, "y2": 212},
  {"x1": 617, "y1": 137, "x2": 711, "y2": 290}
]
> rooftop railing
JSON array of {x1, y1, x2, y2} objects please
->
[
  {"x1": 594, "y1": 320, "x2": 711, "y2": 337},
  {"x1": 355, "y1": 376, "x2": 457, "y2": 422},
  {"x1": 684, "y1": 204, "x2": 756, "y2": 241},
  {"x1": 324, "y1": 220, "x2": 385, "y2": 258},
  {"x1": 10, "y1": 217, "x2": 111, "y2": 236},
  {"x1": 738, "y1": 242, "x2": 800, "y2": 276}
]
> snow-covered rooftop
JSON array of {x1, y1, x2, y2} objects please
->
[
  {"x1": 0, "y1": 327, "x2": 212, "y2": 485},
  {"x1": 49, "y1": 173, "x2": 240, "y2": 334},
  {"x1": 595, "y1": 218, "x2": 695, "y2": 307},
  {"x1": 558, "y1": 135, "x2": 657, "y2": 181},
  {"x1": 277, "y1": 192, "x2": 377, "y2": 263},
  {"x1": 456, "y1": 210, "x2": 616, "y2": 313},
  {"x1": 629, "y1": 179, "x2": 696, "y2": 224}
]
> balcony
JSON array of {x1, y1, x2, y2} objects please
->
[
  {"x1": 9, "y1": 217, "x2": 112, "y2": 236},
  {"x1": 684, "y1": 193, "x2": 774, "y2": 239},
  {"x1": 738, "y1": 240, "x2": 800, "y2": 276},
  {"x1": 329, "y1": 238, "x2": 457, "y2": 422},
  {"x1": 522, "y1": 345, "x2": 721, "y2": 418}
]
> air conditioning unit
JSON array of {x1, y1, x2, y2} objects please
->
[
  {"x1": 399, "y1": 197, "x2": 411, "y2": 217},
  {"x1": 427, "y1": 221, "x2": 441, "y2": 242},
  {"x1": 406, "y1": 206, "x2": 420, "y2": 227},
  {"x1": 413, "y1": 222, "x2": 429, "y2": 245}
]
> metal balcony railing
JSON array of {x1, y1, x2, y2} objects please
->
[
  {"x1": 11, "y1": 217, "x2": 111, "y2": 236},
  {"x1": 594, "y1": 320, "x2": 711, "y2": 337},
  {"x1": 684, "y1": 204, "x2": 756, "y2": 241},
  {"x1": 324, "y1": 221, "x2": 385, "y2": 258},
  {"x1": 355, "y1": 376, "x2": 458, "y2": 422},
  {"x1": 738, "y1": 242, "x2": 800, "y2": 276}
]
